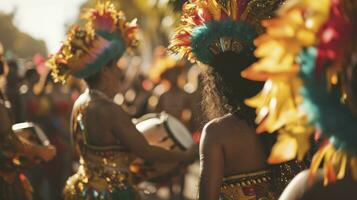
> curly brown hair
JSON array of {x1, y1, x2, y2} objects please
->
[{"x1": 201, "y1": 51, "x2": 264, "y2": 125}]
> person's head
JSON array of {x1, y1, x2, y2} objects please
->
[
  {"x1": 24, "y1": 68, "x2": 40, "y2": 86},
  {"x1": 169, "y1": 0, "x2": 283, "y2": 123},
  {"x1": 0, "y1": 42, "x2": 7, "y2": 77},
  {"x1": 6, "y1": 59, "x2": 20, "y2": 86},
  {"x1": 201, "y1": 51, "x2": 264, "y2": 123},
  {"x1": 47, "y1": 2, "x2": 138, "y2": 92},
  {"x1": 83, "y1": 57, "x2": 124, "y2": 91}
]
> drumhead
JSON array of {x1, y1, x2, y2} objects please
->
[
  {"x1": 134, "y1": 112, "x2": 193, "y2": 150},
  {"x1": 12, "y1": 122, "x2": 50, "y2": 146},
  {"x1": 163, "y1": 113, "x2": 193, "y2": 150},
  {"x1": 134, "y1": 114, "x2": 164, "y2": 133}
]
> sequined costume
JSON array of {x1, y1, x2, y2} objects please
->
[
  {"x1": 46, "y1": 1, "x2": 141, "y2": 199},
  {"x1": 219, "y1": 161, "x2": 306, "y2": 200},
  {"x1": 63, "y1": 91, "x2": 140, "y2": 200},
  {"x1": 0, "y1": 92, "x2": 33, "y2": 200}
]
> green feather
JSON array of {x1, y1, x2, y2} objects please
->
[{"x1": 190, "y1": 20, "x2": 257, "y2": 65}]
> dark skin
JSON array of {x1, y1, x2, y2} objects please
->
[
  {"x1": 280, "y1": 169, "x2": 357, "y2": 200},
  {"x1": 199, "y1": 114, "x2": 268, "y2": 200},
  {"x1": 73, "y1": 60, "x2": 196, "y2": 163}
]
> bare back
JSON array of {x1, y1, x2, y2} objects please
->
[
  {"x1": 71, "y1": 91, "x2": 120, "y2": 147},
  {"x1": 219, "y1": 116, "x2": 268, "y2": 176},
  {"x1": 71, "y1": 90, "x2": 193, "y2": 163},
  {"x1": 199, "y1": 114, "x2": 269, "y2": 200}
]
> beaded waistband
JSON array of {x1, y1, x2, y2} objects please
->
[{"x1": 222, "y1": 170, "x2": 273, "y2": 187}]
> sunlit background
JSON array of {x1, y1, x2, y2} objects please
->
[
  {"x1": 0, "y1": 0, "x2": 181, "y2": 61},
  {"x1": 0, "y1": 0, "x2": 86, "y2": 53}
]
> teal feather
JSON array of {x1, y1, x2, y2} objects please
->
[
  {"x1": 299, "y1": 47, "x2": 357, "y2": 154},
  {"x1": 190, "y1": 20, "x2": 257, "y2": 65},
  {"x1": 73, "y1": 30, "x2": 125, "y2": 79}
]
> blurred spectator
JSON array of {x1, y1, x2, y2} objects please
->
[
  {"x1": 5, "y1": 59, "x2": 25, "y2": 122},
  {"x1": 115, "y1": 56, "x2": 153, "y2": 118},
  {"x1": 151, "y1": 58, "x2": 192, "y2": 128},
  {"x1": 149, "y1": 57, "x2": 193, "y2": 199}
]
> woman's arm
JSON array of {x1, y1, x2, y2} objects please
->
[
  {"x1": 109, "y1": 103, "x2": 195, "y2": 163},
  {"x1": 198, "y1": 122, "x2": 224, "y2": 200}
]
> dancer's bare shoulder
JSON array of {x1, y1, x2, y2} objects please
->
[{"x1": 202, "y1": 114, "x2": 244, "y2": 140}]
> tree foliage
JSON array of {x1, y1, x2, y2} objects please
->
[{"x1": 0, "y1": 12, "x2": 47, "y2": 59}]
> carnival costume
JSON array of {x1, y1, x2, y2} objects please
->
[
  {"x1": 47, "y1": 2, "x2": 140, "y2": 199},
  {"x1": 169, "y1": 0, "x2": 306, "y2": 199},
  {"x1": 242, "y1": 0, "x2": 357, "y2": 185}
]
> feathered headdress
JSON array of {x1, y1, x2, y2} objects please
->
[
  {"x1": 47, "y1": 1, "x2": 139, "y2": 83},
  {"x1": 242, "y1": 0, "x2": 357, "y2": 184},
  {"x1": 169, "y1": 0, "x2": 284, "y2": 65}
]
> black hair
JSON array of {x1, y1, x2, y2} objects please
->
[
  {"x1": 83, "y1": 58, "x2": 117, "y2": 88},
  {"x1": 24, "y1": 68, "x2": 39, "y2": 84},
  {"x1": 6, "y1": 60, "x2": 20, "y2": 88},
  {"x1": 201, "y1": 51, "x2": 264, "y2": 125},
  {"x1": 0, "y1": 58, "x2": 4, "y2": 75}
]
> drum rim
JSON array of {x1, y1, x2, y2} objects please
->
[
  {"x1": 12, "y1": 122, "x2": 50, "y2": 146},
  {"x1": 162, "y1": 115, "x2": 188, "y2": 151},
  {"x1": 134, "y1": 112, "x2": 191, "y2": 150},
  {"x1": 132, "y1": 113, "x2": 163, "y2": 124}
]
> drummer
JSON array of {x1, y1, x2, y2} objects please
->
[
  {"x1": 47, "y1": 2, "x2": 196, "y2": 199},
  {"x1": 0, "y1": 42, "x2": 57, "y2": 200}
]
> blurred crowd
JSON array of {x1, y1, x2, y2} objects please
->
[
  {"x1": 1, "y1": 0, "x2": 355, "y2": 200},
  {"x1": 0, "y1": 43, "x2": 203, "y2": 200}
]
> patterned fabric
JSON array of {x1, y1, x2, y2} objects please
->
[
  {"x1": 220, "y1": 170, "x2": 278, "y2": 200},
  {"x1": 219, "y1": 161, "x2": 306, "y2": 200}
]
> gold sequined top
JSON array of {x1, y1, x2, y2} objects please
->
[
  {"x1": 63, "y1": 92, "x2": 140, "y2": 200},
  {"x1": 64, "y1": 144, "x2": 139, "y2": 200}
]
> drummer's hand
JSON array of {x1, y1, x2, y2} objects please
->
[
  {"x1": 185, "y1": 144, "x2": 199, "y2": 163},
  {"x1": 36, "y1": 145, "x2": 57, "y2": 162}
]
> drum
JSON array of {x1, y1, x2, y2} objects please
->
[
  {"x1": 10, "y1": 122, "x2": 50, "y2": 166},
  {"x1": 12, "y1": 122, "x2": 50, "y2": 146},
  {"x1": 131, "y1": 112, "x2": 194, "y2": 182}
]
